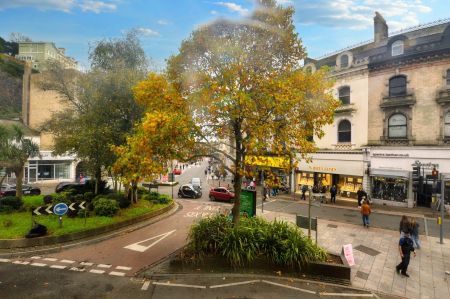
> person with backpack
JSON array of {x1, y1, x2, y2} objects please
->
[
  {"x1": 301, "y1": 185, "x2": 308, "y2": 200},
  {"x1": 396, "y1": 232, "x2": 416, "y2": 277},
  {"x1": 330, "y1": 185, "x2": 337, "y2": 204}
]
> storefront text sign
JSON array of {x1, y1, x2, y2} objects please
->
[
  {"x1": 342, "y1": 244, "x2": 355, "y2": 266},
  {"x1": 308, "y1": 166, "x2": 337, "y2": 172}
]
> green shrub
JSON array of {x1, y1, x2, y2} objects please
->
[
  {"x1": 106, "y1": 193, "x2": 131, "y2": 209},
  {"x1": 93, "y1": 198, "x2": 119, "y2": 217},
  {"x1": 0, "y1": 205, "x2": 14, "y2": 214},
  {"x1": 137, "y1": 187, "x2": 150, "y2": 196},
  {"x1": 142, "y1": 192, "x2": 159, "y2": 202},
  {"x1": 52, "y1": 193, "x2": 71, "y2": 205},
  {"x1": 157, "y1": 194, "x2": 172, "y2": 204},
  {"x1": 73, "y1": 194, "x2": 84, "y2": 202},
  {"x1": 186, "y1": 215, "x2": 327, "y2": 269},
  {"x1": 83, "y1": 192, "x2": 95, "y2": 202},
  {"x1": 0, "y1": 196, "x2": 24, "y2": 210},
  {"x1": 43, "y1": 195, "x2": 53, "y2": 205}
]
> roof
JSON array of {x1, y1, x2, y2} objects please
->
[{"x1": 0, "y1": 119, "x2": 40, "y2": 136}]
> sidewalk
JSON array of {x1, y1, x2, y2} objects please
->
[{"x1": 259, "y1": 208, "x2": 450, "y2": 299}]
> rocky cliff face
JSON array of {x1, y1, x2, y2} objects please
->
[{"x1": 0, "y1": 54, "x2": 23, "y2": 118}]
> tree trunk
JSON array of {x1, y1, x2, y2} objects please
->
[
  {"x1": 0, "y1": 172, "x2": 7, "y2": 187},
  {"x1": 14, "y1": 165, "x2": 24, "y2": 198},
  {"x1": 131, "y1": 180, "x2": 138, "y2": 204},
  {"x1": 231, "y1": 121, "x2": 243, "y2": 225},
  {"x1": 94, "y1": 168, "x2": 102, "y2": 195}
]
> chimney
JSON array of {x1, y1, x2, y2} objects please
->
[{"x1": 374, "y1": 12, "x2": 388, "y2": 43}]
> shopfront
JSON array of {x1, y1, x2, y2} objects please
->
[
  {"x1": 25, "y1": 151, "x2": 76, "y2": 183},
  {"x1": 369, "y1": 169, "x2": 409, "y2": 204}
]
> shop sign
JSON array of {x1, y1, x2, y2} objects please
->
[
  {"x1": 341, "y1": 244, "x2": 355, "y2": 266},
  {"x1": 245, "y1": 155, "x2": 290, "y2": 169},
  {"x1": 372, "y1": 153, "x2": 409, "y2": 158},
  {"x1": 308, "y1": 166, "x2": 337, "y2": 172}
]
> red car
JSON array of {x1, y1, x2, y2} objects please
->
[
  {"x1": 173, "y1": 168, "x2": 182, "y2": 175},
  {"x1": 209, "y1": 187, "x2": 234, "y2": 202}
]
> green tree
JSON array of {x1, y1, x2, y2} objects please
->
[
  {"x1": 162, "y1": 0, "x2": 338, "y2": 223},
  {"x1": 0, "y1": 125, "x2": 40, "y2": 198},
  {"x1": 40, "y1": 32, "x2": 148, "y2": 193}
]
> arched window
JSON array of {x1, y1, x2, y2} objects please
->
[
  {"x1": 338, "y1": 86, "x2": 350, "y2": 104},
  {"x1": 446, "y1": 69, "x2": 450, "y2": 87},
  {"x1": 445, "y1": 112, "x2": 450, "y2": 137},
  {"x1": 340, "y1": 55, "x2": 349, "y2": 68},
  {"x1": 392, "y1": 40, "x2": 404, "y2": 56},
  {"x1": 388, "y1": 114, "x2": 407, "y2": 138},
  {"x1": 338, "y1": 120, "x2": 351, "y2": 143},
  {"x1": 389, "y1": 76, "x2": 407, "y2": 97}
]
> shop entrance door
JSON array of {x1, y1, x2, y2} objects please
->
[
  {"x1": 28, "y1": 165, "x2": 37, "y2": 183},
  {"x1": 417, "y1": 181, "x2": 433, "y2": 208}
]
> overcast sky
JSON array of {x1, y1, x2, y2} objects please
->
[{"x1": 1, "y1": 0, "x2": 448, "y2": 70}]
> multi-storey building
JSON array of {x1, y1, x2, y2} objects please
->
[
  {"x1": 15, "y1": 42, "x2": 77, "y2": 71},
  {"x1": 296, "y1": 12, "x2": 450, "y2": 208}
]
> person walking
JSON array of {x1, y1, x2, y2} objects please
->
[
  {"x1": 357, "y1": 187, "x2": 367, "y2": 208},
  {"x1": 361, "y1": 199, "x2": 371, "y2": 228},
  {"x1": 330, "y1": 185, "x2": 337, "y2": 204},
  {"x1": 204, "y1": 169, "x2": 207, "y2": 176},
  {"x1": 396, "y1": 232, "x2": 416, "y2": 277},
  {"x1": 410, "y1": 217, "x2": 421, "y2": 249},
  {"x1": 399, "y1": 215, "x2": 412, "y2": 237},
  {"x1": 301, "y1": 185, "x2": 308, "y2": 201}
]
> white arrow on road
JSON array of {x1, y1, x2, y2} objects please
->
[
  {"x1": 45, "y1": 205, "x2": 53, "y2": 214},
  {"x1": 124, "y1": 230, "x2": 176, "y2": 252},
  {"x1": 69, "y1": 203, "x2": 77, "y2": 211},
  {"x1": 33, "y1": 207, "x2": 42, "y2": 216}
]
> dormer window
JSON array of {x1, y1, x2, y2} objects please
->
[
  {"x1": 338, "y1": 86, "x2": 350, "y2": 105},
  {"x1": 340, "y1": 55, "x2": 349, "y2": 68},
  {"x1": 392, "y1": 40, "x2": 404, "y2": 56}
]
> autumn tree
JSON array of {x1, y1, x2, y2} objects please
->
[{"x1": 125, "y1": 1, "x2": 336, "y2": 223}]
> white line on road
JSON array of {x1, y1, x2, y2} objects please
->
[
  {"x1": 50, "y1": 265, "x2": 66, "y2": 269},
  {"x1": 141, "y1": 281, "x2": 151, "y2": 291},
  {"x1": 69, "y1": 267, "x2": 85, "y2": 272},
  {"x1": 60, "y1": 259, "x2": 75, "y2": 264},
  {"x1": 43, "y1": 258, "x2": 58, "y2": 262},
  {"x1": 116, "y1": 266, "x2": 132, "y2": 271},
  {"x1": 261, "y1": 280, "x2": 316, "y2": 294},
  {"x1": 97, "y1": 264, "x2": 112, "y2": 268},
  {"x1": 319, "y1": 292, "x2": 373, "y2": 297},
  {"x1": 109, "y1": 271, "x2": 126, "y2": 277},
  {"x1": 124, "y1": 230, "x2": 176, "y2": 252},
  {"x1": 153, "y1": 282, "x2": 206, "y2": 289},
  {"x1": 89, "y1": 269, "x2": 105, "y2": 274},
  {"x1": 12, "y1": 261, "x2": 29, "y2": 265},
  {"x1": 30, "y1": 256, "x2": 41, "y2": 259},
  {"x1": 80, "y1": 262, "x2": 94, "y2": 266},
  {"x1": 0, "y1": 258, "x2": 10, "y2": 263},
  {"x1": 30, "y1": 262, "x2": 47, "y2": 267},
  {"x1": 209, "y1": 280, "x2": 260, "y2": 288}
]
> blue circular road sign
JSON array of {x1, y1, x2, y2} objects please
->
[{"x1": 53, "y1": 203, "x2": 69, "y2": 216}]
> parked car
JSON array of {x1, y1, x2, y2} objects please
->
[
  {"x1": 0, "y1": 184, "x2": 41, "y2": 197},
  {"x1": 173, "y1": 168, "x2": 182, "y2": 175},
  {"x1": 189, "y1": 177, "x2": 202, "y2": 189},
  {"x1": 178, "y1": 184, "x2": 202, "y2": 199},
  {"x1": 209, "y1": 187, "x2": 234, "y2": 202},
  {"x1": 55, "y1": 179, "x2": 108, "y2": 194}
]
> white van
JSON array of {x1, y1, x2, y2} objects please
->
[{"x1": 190, "y1": 177, "x2": 202, "y2": 189}]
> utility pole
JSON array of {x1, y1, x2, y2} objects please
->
[
  {"x1": 308, "y1": 186, "x2": 312, "y2": 239},
  {"x1": 440, "y1": 173, "x2": 445, "y2": 244}
]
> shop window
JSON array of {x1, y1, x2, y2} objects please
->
[
  {"x1": 388, "y1": 114, "x2": 407, "y2": 138},
  {"x1": 389, "y1": 75, "x2": 407, "y2": 97},
  {"x1": 445, "y1": 112, "x2": 450, "y2": 138},
  {"x1": 338, "y1": 86, "x2": 350, "y2": 105},
  {"x1": 371, "y1": 177, "x2": 408, "y2": 202},
  {"x1": 391, "y1": 40, "x2": 404, "y2": 56},
  {"x1": 337, "y1": 120, "x2": 351, "y2": 143},
  {"x1": 338, "y1": 176, "x2": 363, "y2": 199},
  {"x1": 340, "y1": 54, "x2": 349, "y2": 68}
]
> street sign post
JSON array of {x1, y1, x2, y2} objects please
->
[{"x1": 53, "y1": 203, "x2": 68, "y2": 228}]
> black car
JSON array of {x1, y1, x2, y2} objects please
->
[
  {"x1": 0, "y1": 184, "x2": 41, "y2": 197},
  {"x1": 55, "y1": 179, "x2": 108, "y2": 194},
  {"x1": 178, "y1": 184, "x2": 202, "y2": 199}
]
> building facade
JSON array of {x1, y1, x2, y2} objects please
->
[
  {"x1": 15, "y1": 42, "x2": 77, "y2": 71},
  {"x1": 298, "y1": 12, "x2": 450, "y2": 208}
]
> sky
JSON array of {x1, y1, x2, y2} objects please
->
[{"x1": 0, "y1": 0, "x2": 449, "y2": 70}]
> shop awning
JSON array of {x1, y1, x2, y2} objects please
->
[{"x1": 370, "y1": 169, "x2": 410, "y2": 179}]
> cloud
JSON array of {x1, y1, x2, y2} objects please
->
[
  {"x1": 157, "y1": 19, "x2": 170, "y2": 25},
  {"x1": 0, "y1": 0, "x2": 117, "y2": 13},
  {"x1": 135, "y1": 27, "x2": 160, "y2": 37},
  {"x1": 276, "y1": 0, "x2": 293, "y2": 5},
  {"x1": 290, "y1": 0, "x2": 432, "y2": 31},
  {"x1": 210, "y1": 10, "x2": 218, "y2": 15},
  {"x1": 214, "y1": 2, "x2": 249, "y2": 16}
]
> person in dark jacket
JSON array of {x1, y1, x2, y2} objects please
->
[
  {"x1": 301, "y1": 185, "x2": 308, "y2": 200},
  {"x1": 356, "y1": 187, "x2": 367, "y2": 207},
  {"x1": 396, "y1": 232, "x2": 416, "y2": 277},
  {"x1": 330, "y1": 185, "x2": 337, "y2": 204},
  {"x1": 399, "y1": 215, "x2": 412, "y2": 237}
]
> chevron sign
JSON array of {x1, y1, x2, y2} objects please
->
[{"x1": 32, "y1": 201, "x2": 86, "y2": 216}]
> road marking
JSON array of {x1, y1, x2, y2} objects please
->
[
  {"x1": 319, "y1": 292, "x2": 373, "y2": 297},
  {"x1": 90, "y1": 269, "x2": 105, "y2": 274},
  {"x1": 43, "y1": 258, "x2": 58, "y2": 262},
  {"x1": 210, "y1": 280, "x2": 260, "y2": 288},
  {"x1": 80, "y1": 262, "x2": 94, "y2": 266},
  {"x1": 109, "y1": 271, "x2": 126, "y2": 277},
  {"x1": 30, "y1": 256, "x2": 41, "y2": 259},
  {"x1": 261, "y1": 280, "x2": 316, "y2": 294},
  {"x1": 69, "y1": 267, "x2": 85, "y2": 272},
  {"x1": 116, "y1": 266, "x2": 132, "y2": 271},
  {"x1": 372, "y1": 293, "x2": 381, "y2": 299},
  {"x1": 124, "y1": 230, "x2": 176, "y2": 252},
  {"x1": 141, "y1": 281, "x2": 151, "y2": 291},
  {"x1": 97, "y1": 264, "x2": 112, "y2": 269},
  {"x1": 153, "y1": 282, "x2": 206, "y2": 289},
  {"x1": 50, "y1": 265, "x2": 66, "y2": 269},
  {"x1": 423, "y1": 216, "x2": 428, "y2": 237},
  {"x1": 30, "y1": 262, "x2": 47, "y2": 267},
  {"x1": 12, "y1": 261, "x2": 30, "y2": 265},
  {"x1": 60, "y1": 259, "x2": 75, "y2": 264},
  {"x1": 0, "y1": 258, "x2": 10, "y2": 263}
]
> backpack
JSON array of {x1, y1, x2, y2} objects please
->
[{"x1": 401, "y1": 237, "x2": 414, "y2": 253}]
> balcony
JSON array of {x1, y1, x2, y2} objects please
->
[
  {"x1": 436, "y1": 89, "x2": 450, "y2": 105},
  {"x1": 335, "y1": 103, "x2": 356, "y2": 114},
  {"x1": 332, "y1": 143, "x2": 354, "y2": 150},
  {"x1": 380, "y1": 93, "x2": 415, "y2": 109}
]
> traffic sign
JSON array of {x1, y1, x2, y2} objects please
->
[{"x1": 53, "y1": 203, "x2": 69, "y2": 216}]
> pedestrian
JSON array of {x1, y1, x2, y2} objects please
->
[
  {"x1": 204, "y1": 169, "x2": 207, "y2": 176},
  {"x1": 301, "y1": 185, "x2": 308, "y2": 200},
  {"x1": 399, "y1": 215, "x2": 412, "y2": 237},
  {"x1": 330, "y1": 185, "x2": 337, "y2": 204},
  {"x1": 410, "y1": 217, "x2": 421, "y2": 249},
  {"x1": 357, "y1": 187, "x2": 367, "y2": 207},
  {"x1": 361, "y1": 199, "x2": 371, "y2": 228},
  {"x1": 263, "y1": 185, "x2": 268, "y2": 201},
  {"x1": 396, "y1": 232, "x2": 416, "y2": 277}
]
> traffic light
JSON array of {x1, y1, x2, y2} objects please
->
[
  {"x1": 432, "y1": 167, "x2": 438, "y2": 178},
  {"x1": 412, "y1": 165, "x2": 421, "y2": 193},
  {"x1": 412, "y1": 165, "x2": 420, "y2": 178}
]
